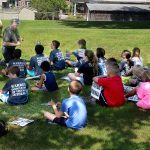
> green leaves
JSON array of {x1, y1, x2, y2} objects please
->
[{"x1": 31, "y1": 0, "x2": 67, "y2": 12}]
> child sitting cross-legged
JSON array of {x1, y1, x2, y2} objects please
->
[
  {"x1": 93, "y1": 59, "x2": 125, "y2": 107},
  {"x1": 43, "y1": 80, "x2": 87, "y2": 130},
  {"x1": 1, "y1": 49, "x2": 27, "y2": 78},
  {"x1": 132, "y1": 47, "x2": 143, "y2": 67},
  {"x1": 65, "y1": 39, "x2": 87, "y2": 68},
  {"x1": 0, "y1": 66, "x2": 29, "y2": 105},
  {"x1": 119, "y1": 50, "x2": 134, "y2": 76},
  {"x1": 31, "y1": 61, "x2": 58, "y2": 92},
  {"x1": 27, "y1": 44, "x2": 49, "y2": 77},
  {"x1": 49, "y1": 40, "x2": 65, "y2": 70},
  {"x1": 68, "y1": 50, "x2": 98, "y2": 85}
]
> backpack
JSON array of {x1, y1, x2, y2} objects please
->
[{"x1": 0, "y1": 120, "x2": 8, "y2": 137}]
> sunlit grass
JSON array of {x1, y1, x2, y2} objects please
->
[{"x1": 0, "y1": 20, "x2": 150, "y2": 150}]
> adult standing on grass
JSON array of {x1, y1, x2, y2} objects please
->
[{"x1": 2, "y1": 19, "x2": 21, "y2": 63}]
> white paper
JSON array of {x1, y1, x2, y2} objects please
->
[
  {"x1": 10, "y1": 118, "x2": 34, "y2": 127},
  {"x1": 91, "y1": 82, "x2": 102, "y2": 100}
]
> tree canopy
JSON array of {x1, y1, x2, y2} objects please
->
[{"x1": 31, "y1": 0, "x2": 67, "y2": 12}]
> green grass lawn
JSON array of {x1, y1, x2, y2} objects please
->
[{"x1": 0, "y1": 20, "x2": 150, "y2": 150}]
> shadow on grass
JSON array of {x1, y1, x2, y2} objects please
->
[
  {"x1": 87, "y1": 104, "x2": 150, "y2": 149},
  {"x1": 0, "y1": 119, "x2": 101, "y2": 150},
  {"x1": 0, "y1": 69, "x2": 150, "y2": 149},
  {"x1": 0, "y1": 102, "x2": 150, "y2": 149},
  {"x1": 59, "y1": 21, "x2": 150, "y2": 29}
]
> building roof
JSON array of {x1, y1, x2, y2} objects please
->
[
  {"x1": 71, "y1": 0, "x2": 150, "y2": 3},
  {"x1": 86, "y1": 3, "x2": 150, "y2": 12}
]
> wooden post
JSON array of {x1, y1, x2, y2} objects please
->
[
  {"x1": 87, "y1": 9, "x2": 90, "y2": 21},
  {"x1": 73, "y1": 2, "x2": 77, "y2": 16}
]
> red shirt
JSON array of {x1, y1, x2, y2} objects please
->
[{"x1": 98, "y1": 76, "x2": 125, "y2": 107}]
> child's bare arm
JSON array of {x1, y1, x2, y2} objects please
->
[
  {"x1": 93, "y1": 77, "x2": 99, "y2": 83},
  {"x1": 35, "y1": 75, "x2": 45, "y2": 88},
  {"x1": 125, "y1": 87, "x2": 137, "y2": 98},
  {"x1": 0, "y1": 69, "x2": 8, "y2": 76},
  {"x1": 48, "y1": 100, "x2": 64, "y2": 118}
]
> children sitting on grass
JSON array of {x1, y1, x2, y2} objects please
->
[
  {"x1": 132, "y1": 47, "x2": 143, "y2": 67},
  {"x1": 27, "y1": 44, "x2": 49, "y2": 77},
  {"x1": 49, "y1": 40, "x2": 65, "y2": 70},
  {"x1": 1, "y1": 49, "x2": 27, "y2": 78},
  {"x1": 125, "y1": 69, "x2": 150, "y2": 109},
  {"x1": 96, "y1": 47, "x2": 107, "y2": 76},
  {"x1": 0, "y1": 66, "x2": 28, "y2": 105},
  {"x1": 65, "y1": 39, "x2": 87, "y2": 68},
  {"x1": 68, "y1": 50, "x2": 98, "y2": 85},
  {"x1": 43, "y1": 80, "x2": 87, "y2": 130},
  {"x1": 93, "y1": 59, "x2": 125, "y2": 107},
  {"x1": 119, "y1": 50, "x2": 134, "y2": 76},
  {"x1": 31, "y1": 61, "x2": 58, "y2": 92}
]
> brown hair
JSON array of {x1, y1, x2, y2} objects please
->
[
  {"x1": 78, "y1": 39, "x2": 86, "y2": 49},
  {"x1": 52, "y1": 40, "x2": 60, "y2": 49},
  {"x1": 85, "y1": 50, "x2": 98, "y2": 75},
  {"x1": 133, "y1": 66, "x2": 150, "y2": 82},
  {"x1": 8, "y1": 66, "x2": 20, "y2": 77},
  {"x1": 106, "y1": 63, "x2": 120, "y2": 75}
]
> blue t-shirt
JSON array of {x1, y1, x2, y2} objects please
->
[
  {"x1": 44, "y1": 71, "x2": 58, "y2": 91},
  {"x1": 49, "y1": 49, "x2": 65, "y2": 70},
  {"x1": 61, "y1": 95, "x2": 87, "y2": 130},
  {"x1": 29, "y1": 54, "x2": 49, "y2": 76}
]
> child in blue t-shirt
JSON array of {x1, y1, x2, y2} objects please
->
[
  {"x1": 1, "y1": 49, "x2": 27, "y2": 78},
  {"x1": 49, "y1": 40, "x2": 65, "y2": 70},
  {"x1": 0, "y1": 66, "x2": 28, "y2": 105},
  {"x1": 27, "y1": 44, "x2": 49, "y2": 77},
  {"x1": 43, "y1": 80, "x2": 87, "y2": 130},
  {"x1": 65, "y1": 39, "x2": 86, "y2": 68},
  {"x1": 31, "y1": 61, "x2": 58, "y2": 92}
]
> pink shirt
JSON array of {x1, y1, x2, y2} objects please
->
[{"x1": 136, "y1": 82, "x2": 150, "y2": 109}]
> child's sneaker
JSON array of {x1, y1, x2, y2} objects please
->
[{"x1": 47, "y1": 120, "x2": 57, "y2": 125}]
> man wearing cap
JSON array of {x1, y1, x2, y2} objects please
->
[{"x1": 2, "y1": 19, "x2": 21, "y2": 63}]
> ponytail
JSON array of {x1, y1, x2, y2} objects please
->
[{"x1": 85, "y1": 50, "x2": 98, "y2": 75}]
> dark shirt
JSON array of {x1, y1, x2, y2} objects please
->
[
  {"x1": 49, "y1": 49, "x2": 65, "y2": 70},
  {"x1": 119, "y1": 60, "x2": 134, "y2": 76},
  {"x1": 44, "y1": 71, "x2": 58, "y2": 92},
  {"x1": 29, "y1": 54, "x2": 49, "y2": 76},
  {"x1": 2, "y1": 78, "x2": 28, "y2": 105},
  {"x1": 3, "y1": 27, "x2": 20, "y2": 48},
  {"x1": 78, "y1": 61, "x2": 96, "y2": 85},
  {"x1": 8, "y1": 59, "x2": 27, "y2": 78}
]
